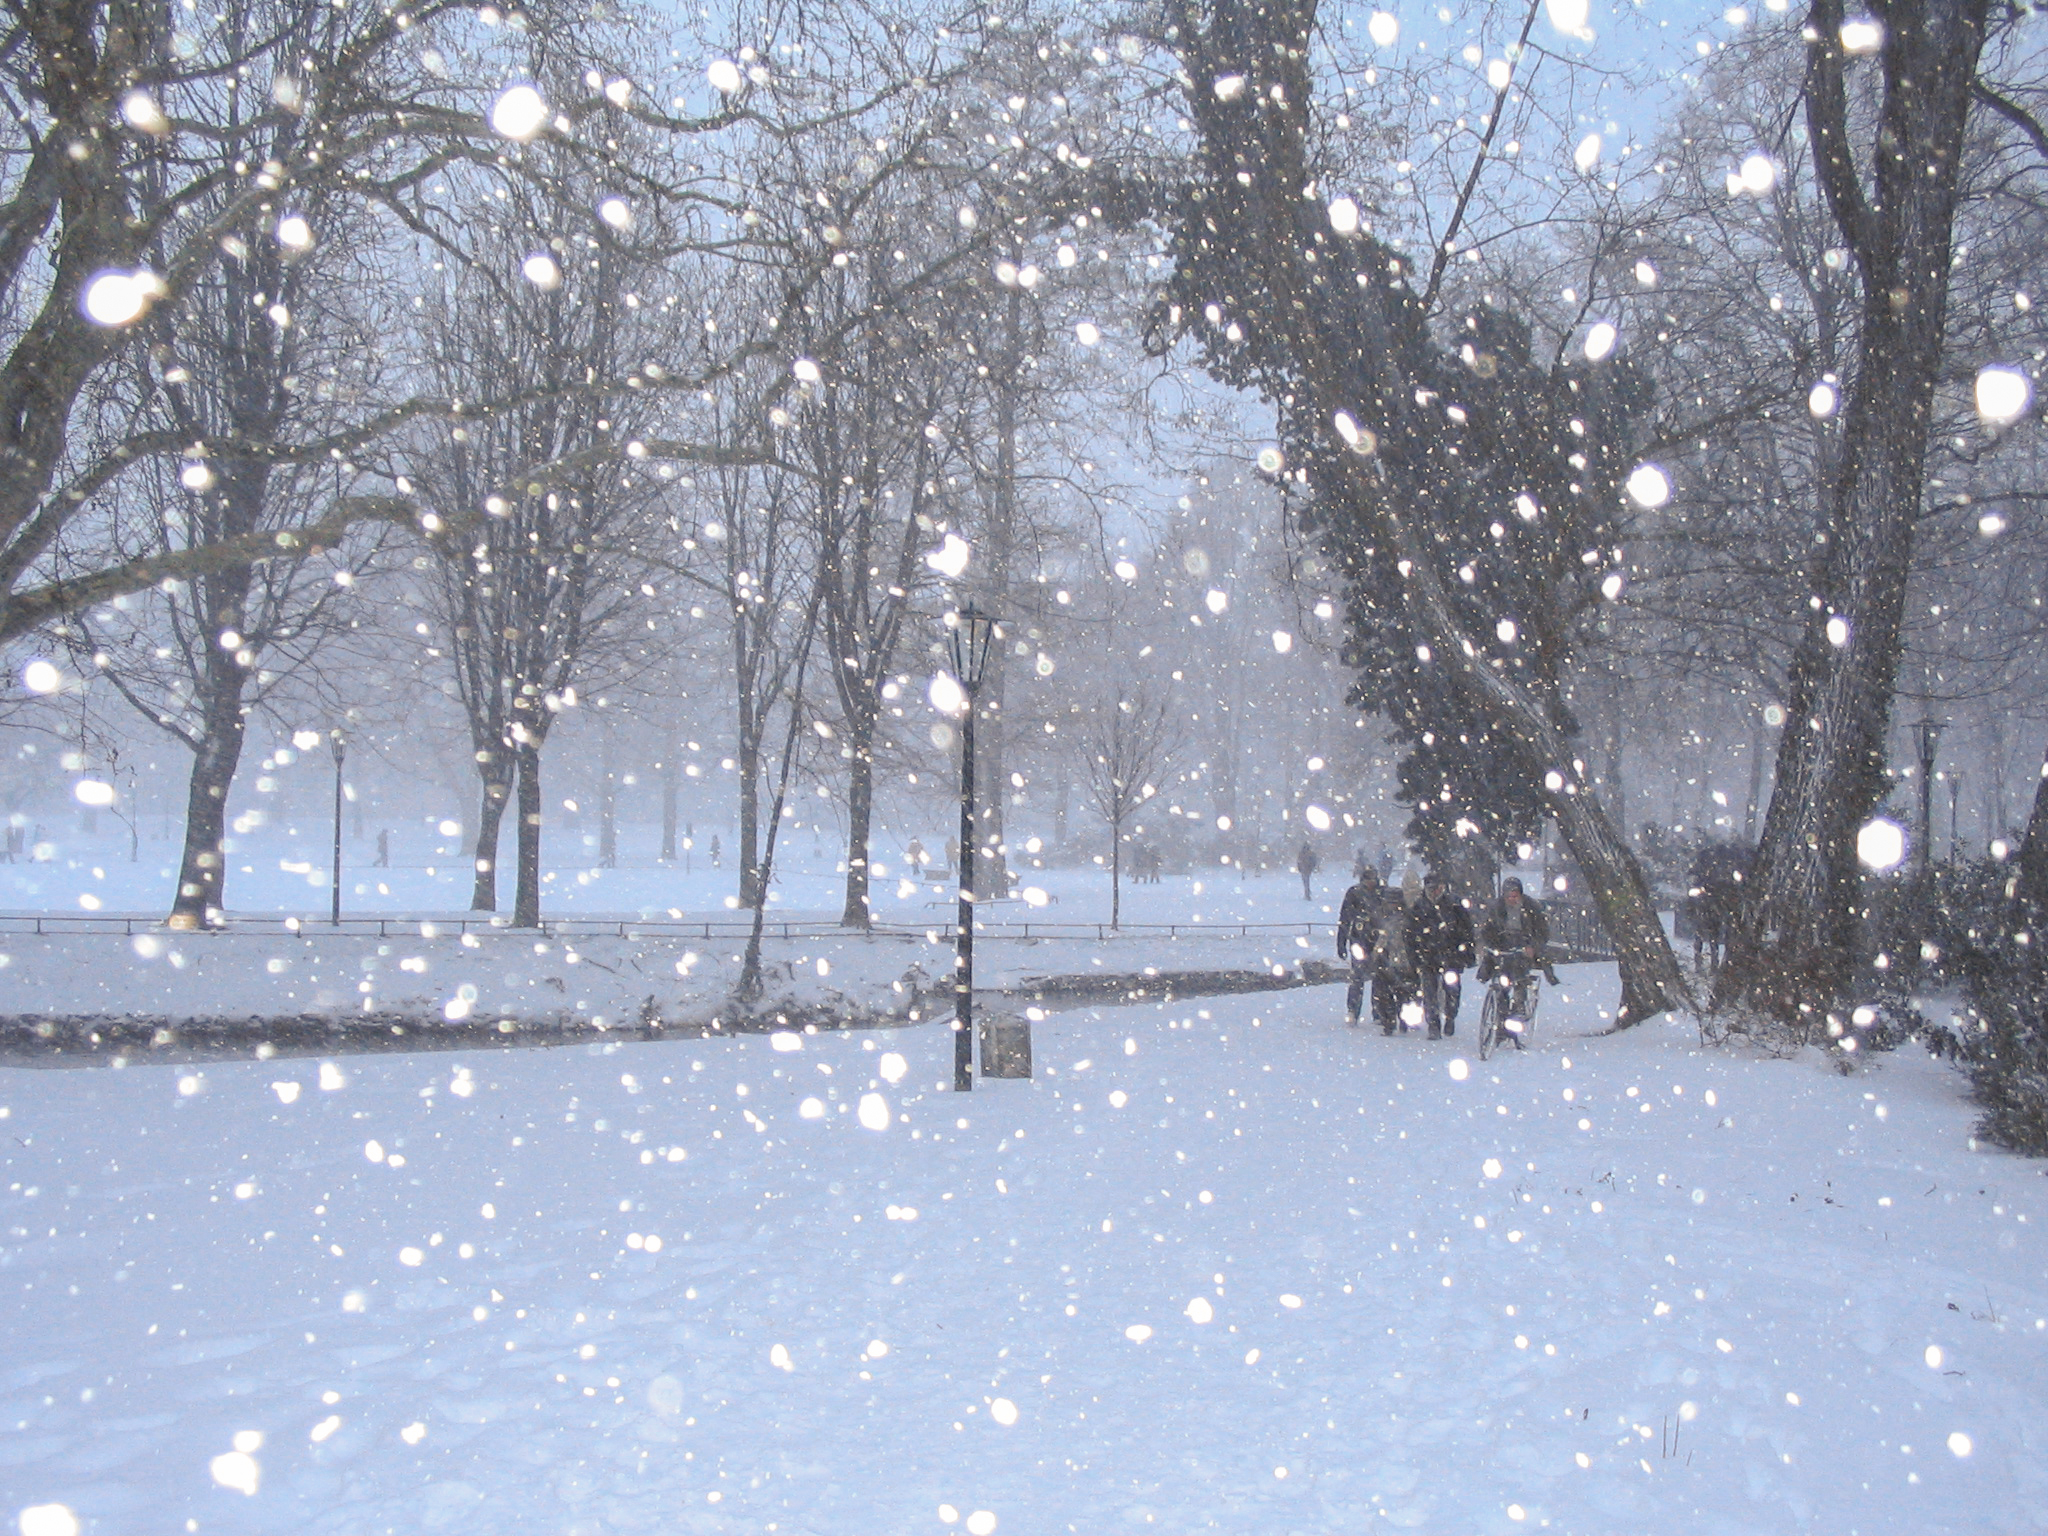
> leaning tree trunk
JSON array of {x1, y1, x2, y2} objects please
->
[
  {"x1": 1165, "y1": 0, "x2": 1692, "y2": 1024},
  {"x1": 513, "y1": 742, "x2": 543, "y2": 929},
  {"x1": 1721, "y1": 0, "x2": 1987, "y2": 1026}
]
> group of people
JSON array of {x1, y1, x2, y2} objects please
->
[{"x1": 1336, "y1": 867, "x2": 1556, "y2": 1040}]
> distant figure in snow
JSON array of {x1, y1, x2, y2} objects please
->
[
  {"x1": 1336, "y1": 865, "x2": 1385, "y2": 1027},
  {"x1": 945, "y1": 835, "x2": 960, "y2": 872},
  {"x1": 29, "y1": 824, "x2": 44, "y2": 861},
  {"x1": 709, "y1": 835, "x2": 722, "y2": 869},
  {"x1": 905, "y1": 836, "x2": 927, "y2": 872},
  {"x1": 0, "y1": 824, "x2": 18, "y2": 863},
  {"x1": 374, "y1": 828, "x2": 390, "y2": 868},
  {"x1": 1296, "y1": 840, "x2": 1320, "y2": 900}
]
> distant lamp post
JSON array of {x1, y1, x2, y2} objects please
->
[
  {"x1": 329, "y1": 729, "x2": 347, "y2": 927},
  {"x1": 1913, "y1": 715, "x2": 1941, "y2": 881},
  {"x1": 1948, "y1": 771, "x2": 1963, "y2": 862},
  {"x1": 948, "y1": 603, "x2": 998, "y2": 1092}
]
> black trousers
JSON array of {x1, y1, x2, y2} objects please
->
[
  {"x1": 1373, "y1": 970, "x2": 1420, "y2": 1032},
  {"x1": 1422, "y1": 970, "x2": 1462, "y2": 1035},
  {"x1": 1346, "y1": 958, "x2": 1372, "y2": 1021}
]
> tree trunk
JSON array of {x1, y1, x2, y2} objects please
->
[
  {"x1": 2013, "y1": 743, "x2": 2048, "y2": 924},
  {"x1": 168, "y1": 692, "x2": 248, "y2": 930},
  {"x1": 598, "y1": 737, "x2": 617, "y2": 870},
  {"x1": 168, "y1": 588, "x2": 254, "y2": 931},
  {"x1": 739, "y1": 640, "x2": 816, "y2": 1001},
  {"x1": 1722, "y1": 0, "x2": 1987, "y2": 1025},
  {"x1": 469, "y1": 772, "x2": 510, "y2": 911},
  {"x1": 975, "y1": 278, "x2": 1023, "y2": 901},
  {"x1": 737, "y1": 735, "x2": 763, "y2": 910},
  {"x1": 1744, "y1": 714, "x2": 1770, "y2": 843},
  {"x1": 1986, "y1": 713, "x2": 2008, "y2": 844},
  {"x1": 840, "y1": 729, "x2": 875, "y2": 930},
  {"x1": 513, "y1": 743, "x2": 543, "y2": 929},
  {"x1": 1111, "y1": 818, "x2": 1123, "y2": 931},
  {"x1": 661, "y1": 749, "x2": 679, "y2": 861}
]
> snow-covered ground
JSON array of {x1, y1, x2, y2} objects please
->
[{"x1": 4, "y1": 974, "x2": 2043, "y2": 1535}]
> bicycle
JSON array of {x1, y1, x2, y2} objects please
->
[{"x1": 1476, "y1": 948, "x2": 1542, "y2": 1061}]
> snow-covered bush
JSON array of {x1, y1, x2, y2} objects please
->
[{"x1": 1964, "y1": 941, "x2": 2048, "y2": 1155}]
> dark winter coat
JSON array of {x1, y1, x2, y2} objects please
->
[
  {"x1": 1336, "y1": 879, "x2": 1383, "y2": 962},
  {"x1": 1370, "y1": 892, "x2": 1415, "y2": 977},
  {"x1": 1408, "y1": 893, "x2": 1475, "y2": 974},
  {"x1": 1481, "y1": 896, "x2": 1550, "y2": 957}
]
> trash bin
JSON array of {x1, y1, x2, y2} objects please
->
[{"x1": 978, "y1": 1013, "x2": 1033, "y2": 1078}]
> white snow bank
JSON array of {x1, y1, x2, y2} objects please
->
[{"x1": 0, "y1": 921, "x2": 1367, "y2": 1028}]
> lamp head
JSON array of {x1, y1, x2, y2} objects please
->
[
  {"x1": 1913, "y1": 714, "x2": 1941, "y2": 768},
  {"x1": 330, "y1": 727, "x2": 346, "y2": 762},
  {"x1": 947, "y1": 603, "x2": 999, "y2": 694}
]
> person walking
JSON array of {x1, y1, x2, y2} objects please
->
[
  {"x1": 1409, "y1": 870, "x2": 1475, "y2": 1040},
  {"x1": 1296, "y1": 840, "x2": 1320, "y2": 900},
  {"x1": 1370, "y1": 877, "x2": 1421, "y2": 1034},
  {"x1": 1336, "y1": 865, "x2": 1384, "y2": 1027}
]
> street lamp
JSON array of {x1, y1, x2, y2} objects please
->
[
  {"x1": 329, "y1": 729, "x2": 346, "y2": 927},
  {"x1": 947, "y1": 603, "x2": 998, "y2": 1092},
  {"x1": 1912, "y1": 715, "x2": 1941, "y2": 881},
  {"x1": 1947, "y1": 771, "x2": 1963, "y2": 862}
]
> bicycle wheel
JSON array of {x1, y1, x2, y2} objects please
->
[
  {"x1": 1519, "y1": 978, "x2": 1540, "y2": 1048},
  {"x1": 1477, "y1": 982, "x2": 1505, "y2": 1061}
]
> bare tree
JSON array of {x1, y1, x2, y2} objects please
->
[
  {"x1": 1074, "y1": 686, "x2": 1176, "y2": 930},
  {"x1": 403, "y1": 143, "x2": 677, "y2": 925},
  {"x1": 47, "y1": 104, "x2": 386, "y2": 928}
]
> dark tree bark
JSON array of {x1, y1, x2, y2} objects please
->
[
  {"x1": 514, "y1": 743, "x2": 543, "y2": 930},
  {"x1": 168, "y1": 612, "x2": 253, "y2": 930},
  {"x1": 469, "y1": 771, "x2": 511, "y2": 911},
  {"x1": 1722, "y1": 0, "x2": 1990, "y2": 1024},
  {"x1": 661, "y1": 747, "x2": 679, "y2": 862},
  {"x1": 2013, "y1": 742, "x2": 2048, "y2": 925},
  {"x1": 737, "y1": 731, "x2": 764, "y2": 910},
  {"x1": 1159, "y1": 0, "x2": 1691, "y2": 1023},
  {"x1": 840, "y1": 730, "x2": 878, "y2": 929},
  {"x1": 598, "y1": 734, "x2": 618, "y2": 870}
]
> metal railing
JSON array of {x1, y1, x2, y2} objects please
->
[
  {"x1": 0, "y1": 907, "x2": 1619, "y2": 957},
  {"x1": 0, "y1": 911, "x2": 1344, "y2": 943}
]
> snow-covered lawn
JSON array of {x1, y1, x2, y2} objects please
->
[{"x1": 4, "y1": 973, "x2": 2043, "y2": 1535}]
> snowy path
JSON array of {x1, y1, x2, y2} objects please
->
[{"x1": 3, "y1": 972, "x2": 2043, "y2": 1535}]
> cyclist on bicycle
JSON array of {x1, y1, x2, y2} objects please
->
[{"x1": 1477, "y1": 877, "x2": 1560, "y2": 988}]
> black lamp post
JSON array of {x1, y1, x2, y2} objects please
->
[
  {"x1": 948, "y1": 603, "x2": 998, "y2": 1092},
  {"x1": 1913, "y1": 715, "x2": 1941, "y2": 882},
  {"x1": 329, "y1": 729, "x2": 346, "y2": 927},
  {"x1": 1948, "y1": 771, "x2": 1963, "y2": 861}
]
